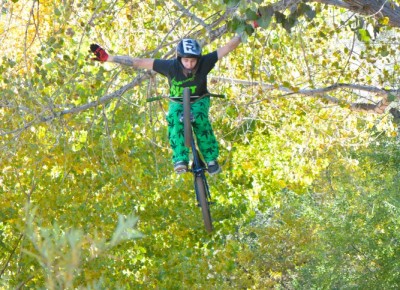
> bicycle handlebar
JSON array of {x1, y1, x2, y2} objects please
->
[{"x1": 146, "y1": 93, "x2": 226, "y2": 103}]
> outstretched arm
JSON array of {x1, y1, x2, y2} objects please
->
[
  {"x1": 216, "y1": 35, "x2": 242, "y2": 60},
  {"x1": 216, "y1": 17, "x2": 261, "y2": 60},
  {"x1": 108, "y1": 55, "x2": 154, "y2": 70},
  {"x1": 90, "y1": 44, "x2": 154, "y2": 70}
]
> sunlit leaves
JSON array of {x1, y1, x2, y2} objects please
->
[{"x1": 229, "y1": 150, "x2": 400, "y2": 287}]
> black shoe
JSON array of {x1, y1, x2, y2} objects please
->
[
  {"x1": 174, "y1": 161, "x2": 188, "y2": 174},
  {"x1": 207, "y1": 160, "x2": 221, "y2": 175}
]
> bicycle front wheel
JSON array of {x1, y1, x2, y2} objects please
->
[
  {"x1": 195, "y1": 176, "x2": 213, "y2": 232},
  {"x1": 183, "y1": 87, "x2": 192, "y2": 148}
]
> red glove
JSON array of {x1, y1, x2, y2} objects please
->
[{"x1": 90, "y1": 44, "x2": 109, "y2": 62}]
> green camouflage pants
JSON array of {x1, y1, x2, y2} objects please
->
[{"x1": 166, "y1": 97, "x2": 218, "y2": 164}]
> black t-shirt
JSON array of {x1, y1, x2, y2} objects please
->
[{"x1": 153, "y1": 51, "x2": 218, "y2": 97}]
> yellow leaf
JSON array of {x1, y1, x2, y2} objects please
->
[{"x1": 380, "y1": 17, "x2": 389, "y2": 25}]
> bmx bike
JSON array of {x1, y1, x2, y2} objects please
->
[{"x1": 147, "y1": 87, "x2": 225, "y2": 232}]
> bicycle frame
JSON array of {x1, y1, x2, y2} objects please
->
[{"x1": 146, "y1": 88, "x2": 222, "y2": 232}]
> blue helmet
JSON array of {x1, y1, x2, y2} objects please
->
[{"x1": 176, "y1": 39, "x2": 202, "y2": 59}]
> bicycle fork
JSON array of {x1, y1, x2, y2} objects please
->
[{"x1": 190, "y1": 137, "x2": 212, "y2": 205}]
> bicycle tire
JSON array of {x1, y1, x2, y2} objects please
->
[
  {"x1": 183, "y1": 87, "x2": 192, "y2": 148},
  {"x1": 195, "y1": 176, "x2": 213, "y2": 232}
]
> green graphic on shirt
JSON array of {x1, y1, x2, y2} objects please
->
[{"x1": 170, "y1": 76, "x2": 197, "y2": 97}]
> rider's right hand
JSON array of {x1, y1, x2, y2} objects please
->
[{"x1": 90, "y1": 44, "x2": 109, "y2": 62}]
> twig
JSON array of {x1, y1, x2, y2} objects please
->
[
  {"x1": 172, "y1": 0, "x2": 210, "y2": 32},
  {"x1": 0, "y1": 234, "x2": 23, "y2": 278}
]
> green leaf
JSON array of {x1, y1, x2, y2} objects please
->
[
  {"x1": 303, "y1": 6, "x2": 316, "y2": 20},
  {"x1": 227, "y1": 17, "x2": 245, "y2": 33},
  {"x1": 379, "y1": 16, "x2": 390, "y2": 25},
  {"x1": 283, "y1": 16, "x2": 297, "y2": 32},
  {"x1": 388, "y1": 94, "x2": 396, "y2": 102},
  {"x1": 245, "y1": 9, "x2": 258, "y2": 21},
  {"x1": 244, "y1": 24, "x2": 255, "y2": 35},
  {"x1": 274, "y1": 11, "x2": 286, "y2": 25},
  {"x1": 258, "y1": 5, "x2": 274, "y2": 28},
  {"x1": 224, "y1": 0, "x2": 240, "y2": 8},
  {"x1": 380, "y1": 50, "x2": 389, "y2": 57},
  {"x1": 54, "y1": 8, "x2": 61, "y2": 16},
  {"x1": 357, "y1": 28, "x2": 371, "y2": 43}
]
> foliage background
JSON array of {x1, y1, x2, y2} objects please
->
[{"x1": 1, "y1": 0, "x2": 399, "y2": 288}]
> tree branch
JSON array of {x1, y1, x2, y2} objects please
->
[
  {"x1": 270, "y1": 0, "x2": 303, "y2": 11},
  {"x1": 172, "y1": 0, "x2": 210, "y2": 31},
  {"x1": 210, "y1": 76, "x2": 400, "y2": 115},
  {"x1": 312, "y1": 0, "x2": 400, "y2": 27},
  {"x1": 3, "y1": 0, "x2": 400, "y2": 137},
  {"x1": 0, "y1": 73, "x2": 152, "y2": 136}
]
